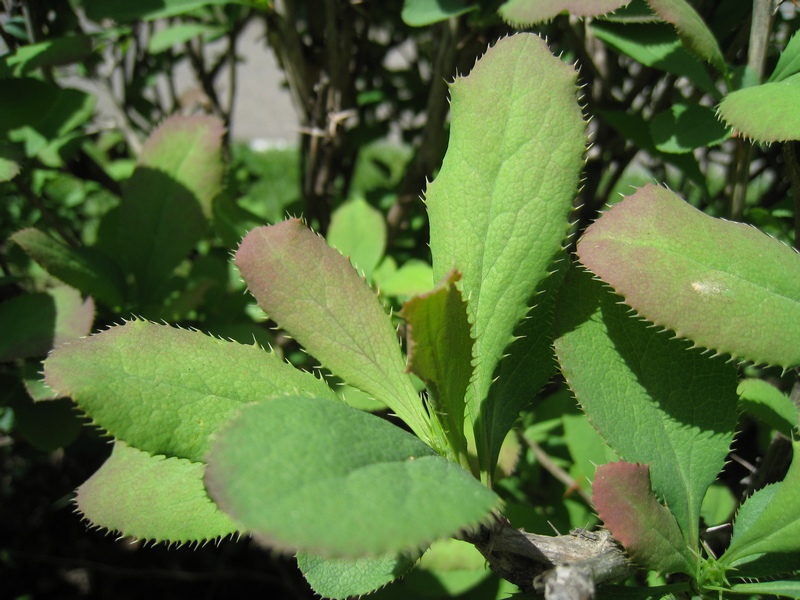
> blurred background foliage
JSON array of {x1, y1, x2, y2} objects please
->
[{"x1": 1, "y1": 0, "x2": 798, "y2": 597}]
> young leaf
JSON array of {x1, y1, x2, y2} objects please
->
[
  {"x1": 117, "y1": 115, "x2": 224, "y2": 306},
  {"x1": 44, "y1": 319, "x2": 339, "y2": 462},
  {"x1": 498, "y1": 0, "x2": 630, "y2": 26},
  {"x1": 12, "y1": 228, "x2": 125, "y2": 308},
  {"x1": 77, "y1": 441, "x2": 238, "y2": 544},
  {"x1": 722, "y1": 440, "x2": 800, "y2": 565},
  {"x1": 719, "y1": 580, "x2": 800, "y2": 598},
  {"x1": 718, "y1": 74, "x2": 800, "y2": 143},
  {"x1": 644, "y1": 0, "x2": 725, "y2": 73},
  {"x1": 400, "y1": 269, "x2": 473, "y2": 461},
  {"x1": 236, "y1": 219, "x2": 433, "y2": 445},
  {"x1": 425, "y1": 34, "x2": 586, "y2": 475},
  {"x1": 593, "y1": 462, "x2": 694, "y2": 575},
  {"x1": 577, "y1": 184, "x2": 800, "y2": 368},
  {"x1": 327, "y1": 196, "x2": 386, "y2": 281},
  {"x1": 297, "y1": 551, "x2": 421, "y2": 599},
  {"x1": 205, "y1": 396, "x2": 500, "y2": 557},
  {"x1": 554, "y1": 266, "x2": 738, "y2": 549}
]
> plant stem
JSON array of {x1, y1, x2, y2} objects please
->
[
  {"x1": 783, "y1": 141, "x2": 800, "y2": 248},
  {"x1": 524, "y1": 436, "x2": 594, "y2": 507}
]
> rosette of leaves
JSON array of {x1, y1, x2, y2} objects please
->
[{"x1": 43, "y1": 33, "x2": 588, "y2": 598}]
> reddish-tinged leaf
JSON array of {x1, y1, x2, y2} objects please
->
[
  {"x1": 236, "y1": 219, "x2": 432, "y2": 445},
  {"x1": 499, "y1": 0, "x2": 630, "y2": 26},
  {"x1": 593, "y1": 462, "x2": 694, "y2": 574},
  {"x1": 645, "y1": 0, "x2": 725, "y2": 72}
]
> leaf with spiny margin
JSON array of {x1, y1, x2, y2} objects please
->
[
  {"x1": 117, "y1": 115, "x2": 223, "y2": 306},
  {"x1": 12, "y1": 228, "x2": 125, "y2": 308},
  {"x1": 205, "y1": 396, "x2": 500, "y2": 557},
  {"x1": 768, "y1": 30, "x2": 800, "y2": 83},
  {"x1": 43, "y1": 319, "x2": 339, "y2": 462},
  {"x1": 400, "y1": 269, "x2": 472, "y2": 461},
  {"x1": 297, "y1": 550, "x2": 422, "y2": 599},
  {"x1": 645, "y1": 0, "x2": 725, "y2": 73},
  {"x1": 593, "y1": 462, "x2": 694, "y2": 574},
  {"x1": 737, "y1": 379, "x2": 799, "y2": 437},
  {"x1": 327, "y1": 196, "x2": 386, "y2": 281},
  {"x1": 425, "y1": 34, "x2": 585, "y2": 477},
  {"x1": 650, "y1": 103, "x2": 730, "y2": 153},
  {"x1": 236, "y1": 219, "x2": 432, "y2": 445},
  {"x1": 577, "y1": 184, "x2": 800, "y2": 368},
  {"x1": 499, "y1": 0, "x2": 629, "y2": 26},
  {"x1": 553, "y1": 266, "x2": 738, "y2": 549},
  {"x1": 722, "y1": 440, "x2": 800, "y2": 566},
  {"x1": 718, "y1": 74, "x2": 800, "y2": 143},
  {"x1": 77, "y1": 441, "x2": 238, "y2": 544}
]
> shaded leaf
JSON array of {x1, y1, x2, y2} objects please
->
[
  {"x1": 577, "y1": 184, "x2": 800, "y2": 368},
  {"x1": 77, "y1": 442, "x2": 238, "y2": 543},
  {"x1": 44, "y1": 319, "x2": 339, "y2": 462},
  {"x1": 737, "y1": 378, "x2": 799, "y2": 436},
  {"x1": 554, "y1": 266, "x2": 738, "y2": 549},
  {"x1": 401, "y1": 270, "x2": 473, "y2": 461},
  {"x1": 6, "y1": 34, "x2": 92, "y2": 75},
  {"x1": 0, "y1": 286, "x2": 94, "y2": 361},
  {"x1": 85, "y1": 0, "x2": 249, "y2": 21},
  {"x1": 327, "y1": 197, "x2": 386, "y2": 280},
  {"x1": 593, "y1": 462, "x2": 694, "y2": 574},
  {"x1": 147, "y1": 23, "x2": 221, "y2": 54},
  {"x1": 0, "y1": 140, "x2": 21, "y2": 182},
  {"x1": 723, "y1": 440, "x2": 800, "y2": 565},
  {"x1": 9, "y1": 393, "x2": 83, "y2": 452},
  {"x1": 650, "y1": 103, "x2": 730, "y2": 153},
  {"x1": 118, "y1": 115, "x2": 224, "y2": 306},
  {"x1": 401, "y1": 0, "x2": 478, "y2": 27},
  {"x1": 718, "y1": 73, "x2": 800, "y2": 143},
  {"x1": 12, "y1": 228, "x2": 124, "y2": 308},
  {"x1": 700, "y1": 483, "x2": 736, "y2": 528},
  {"x1": 717, "y1": 580, "x2": 800, "y2": 598},
  {"x1": 499, "y1": 0, "x2": 629, "y2": 26},
  {"x1": 297, "y1": 551, "x2": 421, "y2": 599},
  {"x1": 425, "y1": 34, "x2": 585, "y2": 477},
  {"x1": 645, "y1": 0, "x2": 725, "y2": 72},
  {"x1": 205, "y1": 396, "x2": 500, "y2": 557},
  {"x1": 236, "y1": 219, "x2": 433, "y2": 445},
  {"x1": 591, "y1": 21, "x2": 717, "y2": 96}
]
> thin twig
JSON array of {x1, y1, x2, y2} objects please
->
[{"x1": 523, "y1": 436, "x2": 595, "y2": 507}]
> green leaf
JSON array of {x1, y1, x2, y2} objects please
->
[
  {"x1": 553, "y1": 266, "x2": 738, "y2": 549},
  {"x1": 77, "y1": 442, "x2": 238, "y2": 543},
  {"x1": 12, "y1": 228, "x2": 125, "y2": 308},
  {"x1": 713, "y1": 580, "x2": 800, "y2": 598},
  {"x1": 205, "y1": 396, "x2": 500, "y2": 557},
  {"x1": 327, "y1": 196, "x2": 386, "y2": 280},
  {"x1": 85, "y1": 0, "x2": 250, "y2": 21},
  {"x1": 117, "y1": 115, "x2": 224, "y2": 305},
  {"x1": 236, "y1": 219, "x2": 433, "y2": 446},
  {"x1": 43, "y1": 319, "x2": 339, "y2": 462},
  {"x1": 0, "y1": 286, "x2": 94, "y2": 360},
  {"x1": 577, "y1": 184, "x2": 800, "y2": 368},
  {"x1": 297, "y1": 551, "x2": 421, "y2": 599},
  {"x1": 401, "y1": 0, "x2": 478, "y2": 27},
  {"x1": 737, "y1": 378, "x2": 799, "y2": 436},
  {"x1": 6, "y1": 34, "x2": 92, "y2": 75},
  {"x1": 700, "y1": 483, "x2": 736, "y2": 528},
  {"x1": 650, "y1": 103, "x2": 730, "y2": 153},
  {"x1": 723, "y1": 440, "x2": 800, "y2": 565},
  {"x1": 10, "y1": 393, "x2": 83, "y2": 452},
  {"x1": 374, "y1": 258, "x2": 434, "y2": 299},
  {"x1": 590, "y1": 21, "x2": 718, "y2": 96},
  {"x1": 400, "y1": 270, "x2": 473, "y2": 462},
  {"x1": 563, "y1": 412, "x2": 618, "y2": 493},
  {"x1": 718, "y1": 73, "x2": 800, "y2": 143},
  {"x1": 644, "y1": 0, "x2": 725, "y2": 72},
  {"x1": 768, "y1": 30, "x2": 800, "y2": 83},
  {"x1": 147, "y1": 23, "x2": 221, "y2": 54},
  {"x1": 425, "y1": 34, "x2": 585, "y2": 477},
  {"x1": 499, "y1": 0, "x2": 630, "y2": 26},
  {"x1": 0, "y1": 79, "x2": 96, "y2": 158},
  {"x1": 593, "y1": 462, "x2": 694, "y2": 574},
  {"x1": 0, "y1": 140, "x2": 21, "y2": 182}
]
